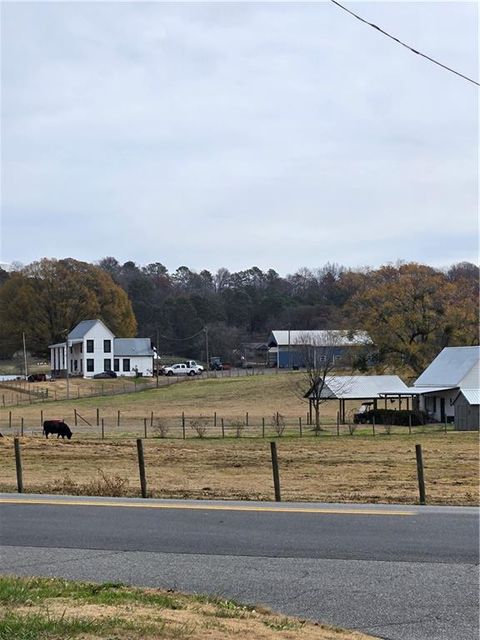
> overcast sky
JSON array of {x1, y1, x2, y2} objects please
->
[{"x1": 1, "y1": 1, "x2": 478, "y2": 275}]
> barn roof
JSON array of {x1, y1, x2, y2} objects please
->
[
  {"x1": 268, "y1": 330, "x2": 372, "y2": 348},
  {"x1": 454, "y1": 389, "x2": 480, "y2": 406},
  {"x1": 114, "y1": 338, "x2": 153, "y2": 357},
  {"x1": 306, "y1": 375, "x2": 408, "y2": 400},
  {"x1": 415, "y1": 346, "x2": 480, "y2": 388}
]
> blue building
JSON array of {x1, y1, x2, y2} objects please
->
[{"x1": 267, "y1": 330, "x2": 373, "y2": 369}]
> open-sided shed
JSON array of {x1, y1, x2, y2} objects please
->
[{"x1": 305, "y1": 375, "x2": 409, "y2": 422}]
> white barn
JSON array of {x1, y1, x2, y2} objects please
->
[
  {"x1": 49, "y1": 319, "x2": 154, "y2": 378},
  {"x1": 413, "y1": 346, "x2": 480, "y2": 425}
]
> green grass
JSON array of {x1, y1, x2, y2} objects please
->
[
  {"x1": 0, "y1": 576, "x2": 182, "y2": 609},
  {"x1": 0, "y1": 611, "x2": 102, "y2": 640}
]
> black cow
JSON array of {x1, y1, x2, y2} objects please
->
[{"x1": 43, "y1": 420, "x2": 72, "y2": 439}]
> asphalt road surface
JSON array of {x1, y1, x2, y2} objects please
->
[{"x1": 0, "y1": 494, "x2": 478, "y2": 640}]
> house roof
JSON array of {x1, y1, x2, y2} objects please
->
[
  {"x1": 454, "y1": 389, "x2": 480, "y2": 406},
  {"x1": 68, "y1": 319, "x2": 107, "y2": 340},
  {"x1": 268, "y1": 330, "x2": 372, "y2": 348},
  {"x1": 114, "y1": 338, "x2": 153, "y2": 357},
  {"x1": 414, "y1": 346, "x2": 480, "y2": 388},
  {"x1": 307, "y1": 375, "x2": 408, "y2": 400},
  {"x1": 386, "y1": 386, "x2": 459, "y2": 396}
]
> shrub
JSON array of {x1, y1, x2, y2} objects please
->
[
  {"x1": 271, "y1": 412, "x2": 286, "y2": 437},
  {"x1": 190, "y1": 417, "x2": 208, "y2": 438}
]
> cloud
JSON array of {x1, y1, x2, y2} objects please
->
[{"x1": 1, "y1": 1, "x2": 478, "y2": 273}]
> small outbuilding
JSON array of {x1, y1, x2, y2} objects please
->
[
  {"x1": 452, "y1": 389, "x2": 479, "y2": 431},
  {"x1": 305, "y1": 374, "x2": 409, "y2": 422}
]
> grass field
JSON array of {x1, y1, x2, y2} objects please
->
[
  {"x1": 1, "y1": 433, "x2": 477, "y2": 505},
  {"x1": 0, "y1": 576, "x2": 374, "y2": 640},
  {"x1": 1, "y1": 373, "x2": 477, "y2": 505},
  {"x1": 0, "y1": 371, "x2": 408, "y2": 429}
]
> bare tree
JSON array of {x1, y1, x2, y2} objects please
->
[{"x1": 294, "y1": 330, "x2": 355, "y2": 433}]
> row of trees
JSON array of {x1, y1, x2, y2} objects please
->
[{"x1": 0, "y1": 258, "x2": 478, "y2": 375}]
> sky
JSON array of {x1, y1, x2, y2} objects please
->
[{"x1": 1, "y1": 1, "x2": 478, "y2": 276}]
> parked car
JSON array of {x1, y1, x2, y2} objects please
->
[
  {"x1": 184, "y1": 360, "x2": 204, "y2": 373},
  {"x1": 93, "y1": 371, "x2": 117, "y2": 379},
  {"x1": 163, "y1": 363, "x2": 200, "y2": 377},
  {"x1": 209, "y1": 357, "x2": 223, "y2": 371}
]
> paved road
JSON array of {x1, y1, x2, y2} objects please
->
[{"x1": 0, "y1": 494, "x2": 478, "y2": 640}]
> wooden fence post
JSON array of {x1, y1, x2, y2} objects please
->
[
  {"x1": 299, "y1": 417, "x2": 302, "y2": 437},
  {"x1": 336, "y1": 411, "x2": 340, "y2": 436},
  {"x1": 9, "y1": 411, "x2": 12, "y2": 429},
  {"x1": 144, "y1": 418, "x2": 148, "y2": 438},
  {"x1": 262, "y1": 417, "x2": 265, "y2": 438},
  {"x1": 117, "y1": 410, "x2": 121, "y2": 427},
  {"x1": 245, "y1": 412, "x2": 249, "y2": 426},
  {"x1": 221, "y1": 418, "x2": 225, "y2": 438},
  {"x1": 74, "y1": 409, "x2": 78, "y2": 426},
  {"x1": 136, "y1": 439, "x2": 147, "y2": 498},
  {"x1": 21, "y1": 418, "x2": 24, "y2": 437},
  {"x1": 270, "y1": 442, "x2": 281, "y2": 502},
  {"x1": 40, "y1": 410, "x2": 43, "y2": 428},
  {"x1": 415, "y1": 444, "x2": 426, "y2": 505},
  {"x1": 14, "y1": 438, "x2": 23, "y2": 493},
  {"x1": 182, "y1": 412, "x2": 186, "y2": 439},
  {"x1": 214, "y1": 412, "x2": 217, "y2": 427},
  {"x1": 150, "y1": 411, "x2": 154, "y2": 427},
  {"x1": 372, "y1": 415, "x2": 376, "y2": 437},
  {"x1": 408, "y1": 413, "x2": 412, "y2": 435},
  {"x1": 96, "y1": 408, "x2": 99, "y2": 426},
  {"x1": 101, "y1": 418, "x2": 105, "y2": 440}
]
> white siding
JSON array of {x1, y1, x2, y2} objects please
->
[{"x1": 82, "y1": 323, "x2": 115, "y2": 378}]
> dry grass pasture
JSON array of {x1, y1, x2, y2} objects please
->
[
  {"x1": 1, "y1": 373, "x2": 478, "y2": 505},
  {"x1": 0, "y1": 575, "x2": 375, "y2": 640},
  {"x1": 0, "y1": 433, "x2": 477, "y2": 505},
  {"x1": 1, "y1": 371, "x2": 410, "y2": 434}
]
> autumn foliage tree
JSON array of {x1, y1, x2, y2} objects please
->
[
  {"x1": 347, "y1": 263, "x2": 479, "y2": 375},
  {"x1": 0, "y1": 258, "x2": 137, "y2": 355}
]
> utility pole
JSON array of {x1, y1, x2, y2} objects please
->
[
  {"x1": 205, "y1": 326, "x2": 209, "y2": 369},
  {"x1": 155, "y1": 328, "x2": 160, "y2": 388},
  {"x1": 65, "y1": 331, "x2": 70, "y2": 401},
  {"x1": 22, "y1": 332, "x2": 28, "y2": 379}
]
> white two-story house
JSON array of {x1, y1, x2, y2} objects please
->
[{"x1": 49, "y1": 319, "x2": 154, "y2": 378}]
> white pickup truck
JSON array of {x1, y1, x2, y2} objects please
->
[{"x1": 163, "y1": 361, "x2": 203, "y2": 376}]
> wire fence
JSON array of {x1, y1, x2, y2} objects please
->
[
  {"x1": 0, "y1": 368, "x2": 269, "y2": 407},
  {"x1": 0, "y1": 408, "x2": 458, "y2": 440}
]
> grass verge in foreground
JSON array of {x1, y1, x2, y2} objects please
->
[{"x1": 0, "y1": 576, "x2": 374, "y2": 640}]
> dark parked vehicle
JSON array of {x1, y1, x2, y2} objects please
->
[
  {"x1": 28, "y1": 373, "x2": 47, "y2": 382},
  {"x1": 209, "y1": 357, "x2": 223, "y2": 371},
  {"x1": 93, "y1": 371, "x2": 117, "y2": 379}
]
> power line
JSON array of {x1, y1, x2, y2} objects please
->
[
  {"x1": 156, "y1": 327, "x2": 206, "y2": 342},
  {"x1": 330, "y1": 0, "x2": 479, "y2": 87}
]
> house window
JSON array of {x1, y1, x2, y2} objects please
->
[
  {"x1": 104, "y1": 359, "x2": 111, "y2": 371},
  {"x1": 86, "y1": 359, "x2": 94, "y2": 372},
  {"x1": 123, "y1": 358, "x2": 130, "y2": 372},
  {"x1": 86, "y1": 340, "x2": 94, "y2": 353},
  {"x1": 74, "y1": 360, "x2": 78, "y2": 371},
  {"x1": 80, "y1": 344, "x2": 83, "y2": 353},
  {"x1": 114, "y1": 359, "x2": 120, "y2": 372},
  {"x1": 104, "y1": 339, "x2": 111, "y2": 353}
]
